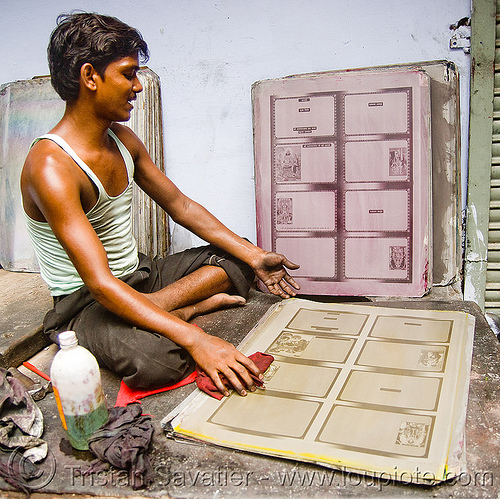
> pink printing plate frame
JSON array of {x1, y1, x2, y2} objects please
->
[{"x1": 252, "y1": 68, "x2": 432, "y2": 297}]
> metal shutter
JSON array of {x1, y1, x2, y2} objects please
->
[{"x1": 485, "y1": 0, "x2": 500, "y2": 313}]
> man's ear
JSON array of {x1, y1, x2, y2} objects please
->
[{"x1": 80, "y1": 63, "x2": 99, "y2": 91}]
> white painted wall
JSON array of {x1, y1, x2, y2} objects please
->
[{"x1": 1, "y1": 0, "x2": 471, "y2": 252}]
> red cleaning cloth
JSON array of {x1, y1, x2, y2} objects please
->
[
  {"x1": 195, "y1": 352, "x2": 274, "y2": 400},
  {"x1": 115, "y1": 352, "x2": 274, "y2": 405}
]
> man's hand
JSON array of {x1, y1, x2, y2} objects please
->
[
  {"x1": 252, "y1": 251, "x2": 300, "y2": 298},
  {"x1": 187, "y1": 332, "x2": 262, "y2": 397}
]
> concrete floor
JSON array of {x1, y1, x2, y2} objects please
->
[{"x1": 1, "y1": 273, "x2": 499, "y2": 498}]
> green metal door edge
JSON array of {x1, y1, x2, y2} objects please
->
[{"x1": 464, "y1": 0, "x2": 496, "y2": 310}]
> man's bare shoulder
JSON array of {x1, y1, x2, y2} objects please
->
[
  {"x1": 21, "y1": 139, "x2": 88, "y2": 221},
  {"x1": 23, "y1": 139, "x2": 81, "y2": 185}
]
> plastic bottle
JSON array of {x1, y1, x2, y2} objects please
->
[{"x1": 50, "y1": 330, "x2": 108, "y2": 450}]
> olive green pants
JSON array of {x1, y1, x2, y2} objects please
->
[{"x1": 44, "y1": 245, "x2": 254, "y2": 389}]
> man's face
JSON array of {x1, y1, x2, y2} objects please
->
[{"x1": 94, "y1": 54, "x2": 143, "y2": 122}]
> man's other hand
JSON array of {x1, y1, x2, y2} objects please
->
[{"x1": 252, "y1": 251, "x2": 300, "y2": 298}]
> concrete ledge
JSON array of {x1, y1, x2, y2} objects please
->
[{"x1": 0, "y1": 269, "x2": 52, "y2": 368}]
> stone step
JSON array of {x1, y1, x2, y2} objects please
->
[{"x1": 0, "y1": 269, "x2": 52, "y2": 368}]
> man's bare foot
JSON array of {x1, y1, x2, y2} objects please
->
[{"x1": 171, "y1": 293, "x2": 246, "y2": 322}]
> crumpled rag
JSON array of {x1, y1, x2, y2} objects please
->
[
  {"x1": 85, "y1": 403, "x2": 154, "y2": 490},
  {"x1": 0, "y1": 367, "x2": 47, "y2": 495}
]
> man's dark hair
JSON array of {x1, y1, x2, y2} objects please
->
[{"x1": 48, "y1": 12, "x2": 149, "y2": 103}]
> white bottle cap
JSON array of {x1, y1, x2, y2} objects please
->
[{"x1": 58, "y1": 330, "x2": 78, "y2": 347}]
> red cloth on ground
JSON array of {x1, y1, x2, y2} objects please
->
[
  {"x1": 115, "y1": 352, "x2": 274, "y2": 406},
  {"x1": 195, "y1": 352, "x2": 274, "y2": 400},
  {"x1": 115, "y1": 371, "x2": 197, "y2": 407}
]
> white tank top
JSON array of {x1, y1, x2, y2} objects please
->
[{"x1": 24, "y1": 129, "x2": 139, "y2": 296}]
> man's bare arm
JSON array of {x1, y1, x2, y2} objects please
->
[{"x1": 115, "y1": 125, "x2": 301, "y2": 298}]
